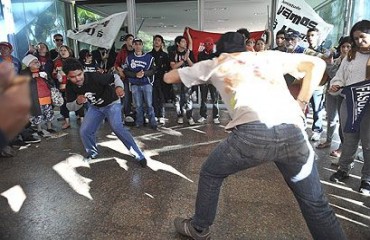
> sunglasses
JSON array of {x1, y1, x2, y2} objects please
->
[{"x1": 55, "y1": 39, "x2": 63, "y2": 42}]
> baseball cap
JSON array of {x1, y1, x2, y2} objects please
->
[
  {"x1": 285, "y1": 30, "x2": 300, "y2": 39},
  {"x1": 0, "y1": 41, "x2": 13, "y2": 50},
  {"x1": 22, "y1": 54, "x2": 38, "y2": 67},
  {"x1": 133, "y1": 38, "x2": 143, "y2": 43},
  {"x1": 215, "y1": 32, "x2": 246, "y2": 56}
]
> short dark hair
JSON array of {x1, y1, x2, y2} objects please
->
[
  {"x1": 153, "y1": 34, "x2": 164, "y2": 43},
  {"x1": 276, "y1": 29, "x2": 286, "y2": 37},
  {"x1": 307, "y1": 28, "x2": 319, "y2": 35},
  {"x1": 236, "y1": 28, "x2": 250, "y2": 39},
  {"x1": 62, "y1": 57, "x2": 84, "y2": 75},
  {"x1": 174, "y1": 35, "x2": 185, "y2": 45},
  {"x1": 124, "y1": 34, "x2": 134, "y2": 41},
  {"x1": 53, "y1": 33, "x2": 63, "y2": 39}
]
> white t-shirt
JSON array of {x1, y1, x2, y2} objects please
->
[{"x1": 178, "y1": 51, "x2": 308, "y2": 130}]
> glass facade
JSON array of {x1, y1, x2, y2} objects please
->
[
  {"x1": 351, "y1": 0, "x2": 370, "y2": 28},
  {"x1": 0, "y1": 0, "x2": 67, "y2": 59}
]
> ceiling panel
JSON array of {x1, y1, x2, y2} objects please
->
[{"x1": 78, "y1": 0, "x2": 271, "y2": 40}]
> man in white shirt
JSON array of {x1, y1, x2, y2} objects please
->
[{"x1": 164, "y1": 32, "x2": 346, "y2": 240}]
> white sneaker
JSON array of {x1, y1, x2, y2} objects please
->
[
  {"x1": 213, "y1": 118, "x2": 220, "y2": 124},
  {"x1": 188, "y1": 117, "x2": 195, "y2": 126},
  {"x1": 155, "y1": 117, "x2": 158, "y2": 122},
  {"x1": 197, "y1": 117, "x2": 207, "y2": 123},
  {"x1": 125, "y1": 116, "x2": 135, "y2": 123},
  {"x1": 145, "y1": 118, "x2": 149, "y2": 124},
  {"x1": 310, "y1": 132, "x2": 321, "y2": 141},
  {"x1": 177, "y1": 117, "x2": 184, "y2": 124},
  {"x1": 159, "y1": 117, "x2": 165, "y2": 124}
]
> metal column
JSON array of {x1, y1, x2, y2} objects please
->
[
  {"x1": 198, "y1": 0, "x2": 204, "y2": 31},
  {"x1": 126, "y1": 0, "x2": 136, "y2": 35}
]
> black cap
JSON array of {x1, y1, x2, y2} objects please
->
[
  {"x1": 133, "y1": 38, "x2": 143, "y2": 43},
  {"x1": 285, "y1": 30, "x2": 300, "y2": 39},
  {"x1": 215, "y1": 32, "x2": 246, "y2": 56}
]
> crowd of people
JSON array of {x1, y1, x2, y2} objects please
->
[{"x1": 1, "y1": 18, "x2": 369, "y2": 240}]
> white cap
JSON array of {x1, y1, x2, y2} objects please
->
[{"x1": 22, "y1": 54, "x2": 38, "y2": 67}]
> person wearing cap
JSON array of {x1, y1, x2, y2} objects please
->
[
  {"x1": 62, "y1": 58, "x2": 148, "y2": 167},
  {"x1": 114, "y1": 34, "x2": 135, "y2": 124},
  {"x1": 21, "y1": 54, "x2": 55, "y2": 137},
  {"x1": 164, "y1": 32, "x2": 346, "y2": 240},
  {"x1": 169, "y1": 31, "x2": 196, "y2": 125},
  {"x1": 197, "y1": 37, "x2": 220, "y2": 124},
  {"x1": 149, "y1": 34, "x2": 170, "y2": 125},
  {"x1": 0, "y1": 41, "x2": 22, "y2": 73},
  {"x1": 124, "y1": 38, "x2": 157, "y2": 129}
]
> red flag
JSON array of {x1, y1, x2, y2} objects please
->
[{"x1": 184, "y1": 27, "x2": 265, "y2": 61}]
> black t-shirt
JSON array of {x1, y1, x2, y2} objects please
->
[
  {"x1": 66, "y1": 72, "x2": 118, "y2": 107},
  {"x1": 150, "y1": 49, "x2": 170, "y2": 76},
  {"x1": 197, "y1": 51, "x2": 216, "y2": 62},
  {"x1": 168, "y1": 49, "x2": 195, "y2": 68}
]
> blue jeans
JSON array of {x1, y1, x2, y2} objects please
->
[
  {"x1": 80, "y1": 102, "x2": 145, "y2": 161},
  {"x1": 310, "y1": 89, "x2": 325, "y2": 133},
  {"x1": 192, "y1": 122, "x2": 346, "y2": 240},
  {"x1": 131, "y1": 84, "x2": 157, "y2": 127}
]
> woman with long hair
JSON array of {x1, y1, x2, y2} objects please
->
[{"x1": 329, "y1": 20, "x2": 370, "y2": 195}]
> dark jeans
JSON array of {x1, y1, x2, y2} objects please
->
[
  {"x1": 199, "y1": 84, "x2": 219, "y2": 119},
  {"x1": 123, "y1": 81, "x2": 134, "y2": 117},
  {"x1": 192, "y1": 122, "x2": 346, "y2": 240},
  {"x1": 152, "y1": 78, "x2": 165, "y2": 118}
]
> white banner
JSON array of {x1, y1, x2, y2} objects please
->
[
  {"x1": 67, "y1": 12, "x2": 127, "y2": 49},
  {"x1": 273, "y1": 0, "x2": 333, "y2": 45}
]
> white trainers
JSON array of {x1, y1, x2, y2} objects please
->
[
  {"x1": 177, "y1": 117, "x2": 184, "y2": 124},
  {"x1": 188, "y1": 117, "x2": 195, "y2": 126},
  {"x1": 310, "y1": 132, "x2": 321, "y2": 141},
  {"x1": 125, "y1": 116, "x2": 135, "y2": 123},
  {"x1": 159, "y1": 117, "x2": 165, "y2": 124},
  {"x1": 197, "y1": 117, "x2": 207, "y2": 123},
  {"x1": 213, "y1": 118, "x2": 220, "y2": 124},
  {"x1": 145, "y1": 118, "x2": 149, "y2": 124}
]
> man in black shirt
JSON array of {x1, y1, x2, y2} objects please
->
[
  {"x1": 169, "y1": 35, "x2": 196, "y2": 125},
  {"x1": 63, "y1": 58, "x2": 147, "y2": 167}
]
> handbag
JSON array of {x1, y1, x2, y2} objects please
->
[{"x1": 50, "y1": 87, "x2": 64, "y2": 107}]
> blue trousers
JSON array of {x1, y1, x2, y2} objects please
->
[{"x1": 80, "y1": 102, "x2": 145, "y2": 161}]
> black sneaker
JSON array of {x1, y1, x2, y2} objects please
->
[
  {"x1": 23, "y1": 136, "x2": 41, "y2": 144},
  {"x1": 47, "y1": 128, "x2": 57, "y2": 134},
  {"x1": 330, "y1": 170, "x2": 349, "y2": 182},
  {"x1": 138, "y1": 158, "x2": 147, "y2": 168},
  {"x1": 10, "y1": 139, "x2": 31, "y2": 148},
  {"x1": 174, "y1": 217, "x2": 211, "y2": 240},
  {"x1": 359, "y1": 180, "x2": 370, "y2": 196}
]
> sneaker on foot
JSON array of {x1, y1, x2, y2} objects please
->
[
  {"x1": 177, "y1": 117, "x2": 184, "y2": 124},
  {"x1": 174, "y1": 217, "x2": 211, "y2": 240},
  {"x1": 213, "y1": 118, "x2": 220, "y2": 124},
  {"x1": 38, "y1": 129, "x2": 52, "y2": 138},
  {"x1": 139, "y1": 158, "x2": 147, "y2": 168},
  {"x1": 159, "y1": 117, "x2": 165, "y2": 124},
  {"x1": 125, "y1": 116, "x2": 135, "y2": 123},
  {"x1": 330, "y1": 170, "x2": 349, "y2": 182},
  {"x1": 84, "y1": 154, "x2": 97, "y2": 162},
  {"x1": 188, "y1": 117, "x2": 195, "y2": 126},
  {"x1": 359, "y1": 180, "x2": 370, "y2": 196},
  {"x1": 310, "y1": 132, "x2": 321, "y2": 141},
  {"x1": 197, "y1": 117, "x2": 207, "y2": 123},
  {"x1": 47, "y1": 128, "x2": 57, "y2": 134}
]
